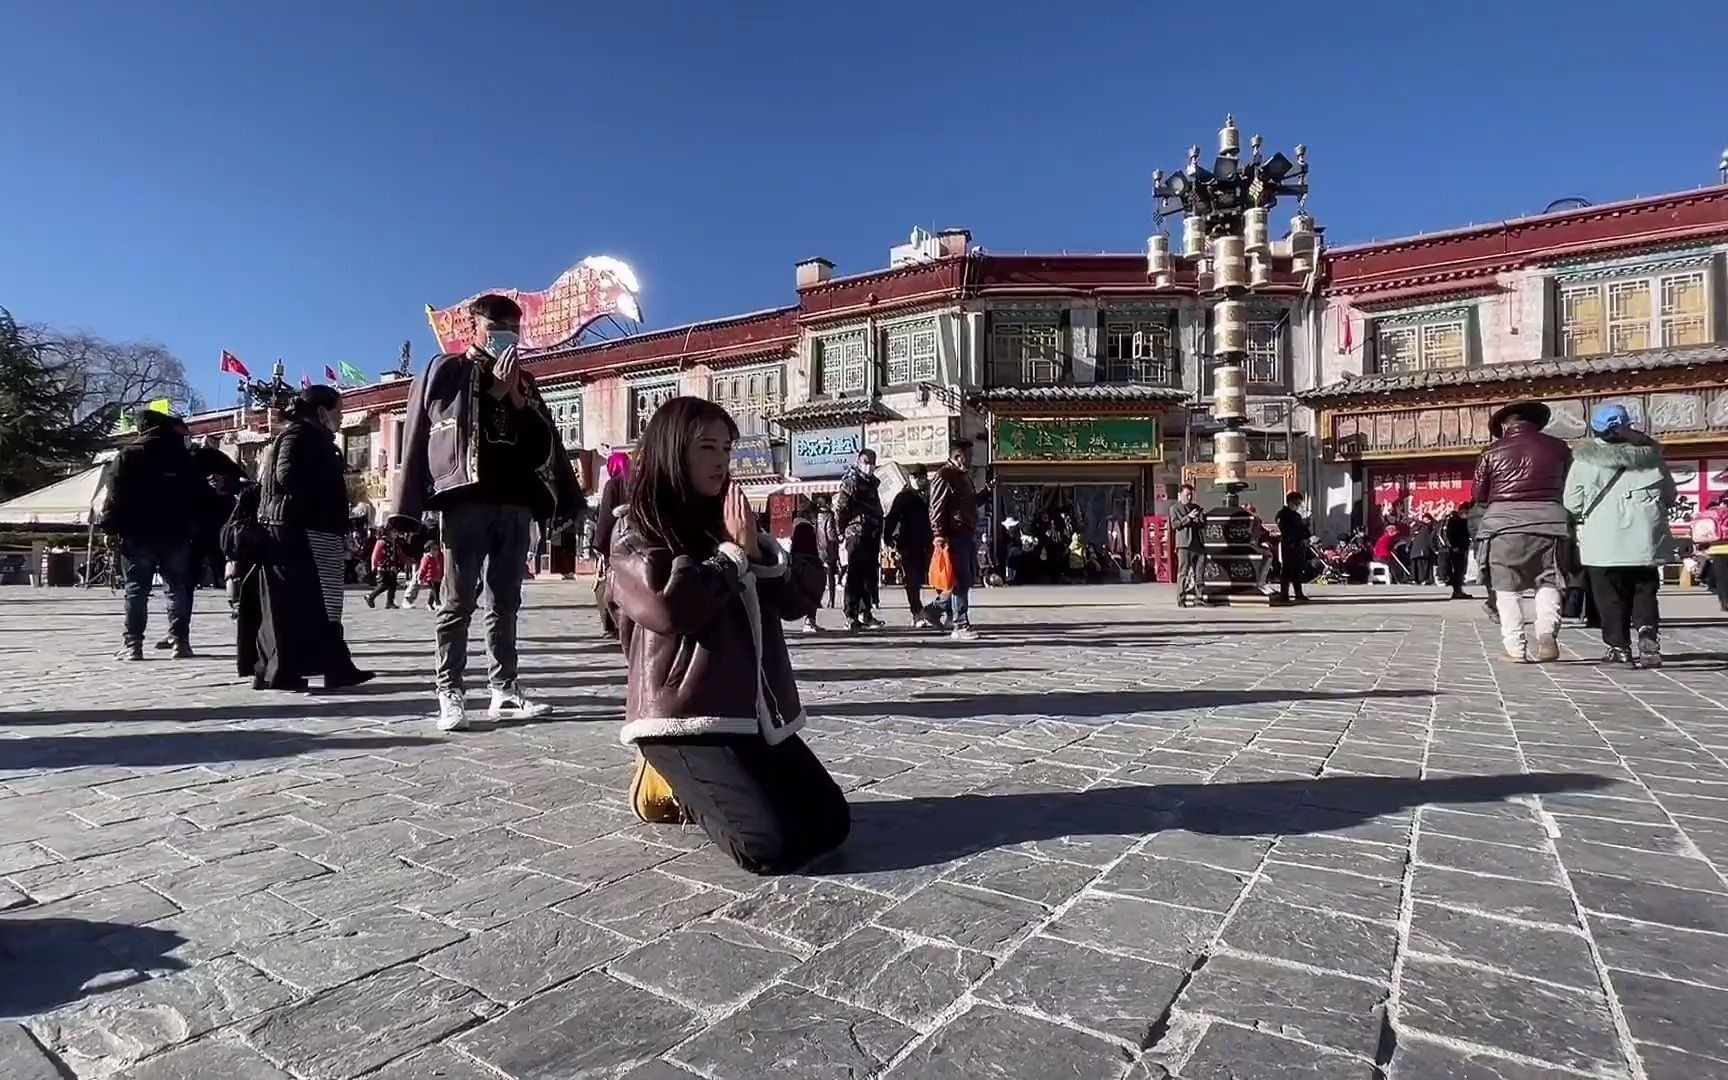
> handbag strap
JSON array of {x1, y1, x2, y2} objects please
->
[{"x1": 1580, "y1": 467, "x2": 1626, "y2": 521}]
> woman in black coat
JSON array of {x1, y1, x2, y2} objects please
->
[{"x1": 251, "y1": 386, "x2": 371, "y2": 690}]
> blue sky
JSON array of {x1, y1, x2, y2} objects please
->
[{"x1": 3, "y1": 2, "x2": 1725, "y2": 407}]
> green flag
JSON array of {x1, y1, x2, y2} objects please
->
[{"x1": 338, "y1": 360, "x2": 368, "y2": 385}]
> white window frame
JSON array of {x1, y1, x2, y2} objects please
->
[
  {"x1": 543, "y1": 391, "x2": 583, "y2": 450},
  {"x1": 991, "y1": 320, "x2": 1063, "y2": 386},
  {"x1": 1561, "y1": 269, "x2": 1710, "y2": 357},
  {"x1": 882, "y1": 320, "x2": 939, "y2": 386},
  {"x1": 708, "y1": 365, "x2": 783, "y2": 437},
  {"x1": 1244, "y1": 320, "x2": 1284, "y2": 384},
  {"x1": 1376, "y1": 319, "x2": 1468, "y2": 374},
  {"x1": 629, "y1": 381, "x2": 677, "y2": 439},
  {"x1": 1102, "y1": 317, "x2": 1175, "y2": 383},
  {"x1": 816, "y1": 334, "x2": 869, "y2": 397}
]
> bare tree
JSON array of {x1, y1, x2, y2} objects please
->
[{"x1": 17, "y1": 323, "x2": 205, "y2": 419}]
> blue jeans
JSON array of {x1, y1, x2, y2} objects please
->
[
  {"x1": 122, "y1": 539, "x2": 193, "y2": 645},
  {"x1": 932, "y1": 538, "x2": 977, "y2": 628}
]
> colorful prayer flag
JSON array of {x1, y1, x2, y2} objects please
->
[
  {"x1": 300, "y1": 373, "x2": 311, "y2": 390},
  {"x1": 325, "y1": 365, "x2": 340, "y2": 383},
  {"x1": 338, "y1": 360, "x2": 367, "y2": 385},
  {"x1": 146, "y1": 398, "x2": 172, "y2": 415}
]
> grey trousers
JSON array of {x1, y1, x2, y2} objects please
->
[{"x1": 436, "y1": 502, "x2": 532, "y2": 693}]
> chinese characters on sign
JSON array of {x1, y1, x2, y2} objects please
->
[
  {"x1": 993, "y1": 417, "x2": 1161, "y2": 463},
  {"x1": 1668, "y1": 458, "x2": 1728, "y2": 525},
  {"x1": 426, "y1": 257, "x2": 643, "y2": 353},
  {"x1": 790, "y1": 427, "x2": 865, "y2": 479},
  {"x1": 1367, "y1": 465, "x2": 1473, "y2": 530},
  {"x1": 865, "y1": 419, "x2": 954, "y2": 465},
  {"x1": 730, "y1": 435, "x2": 776, "y2": 479}
]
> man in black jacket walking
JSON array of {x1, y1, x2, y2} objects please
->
[
  {"x1": 1274, "y1": 491, "x2": 1312, "y2": 604},
  {"x1": 883, "y1": 467, "x2": 934, "y2": 627},
  {"x1": 100, "y1": 411, "x2": 206, "y2": 660},
  {"x1": 833, "y1": 449, "x2": 885, "y2": 630}
]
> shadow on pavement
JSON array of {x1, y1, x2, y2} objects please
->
[
  {"x1": 812, "y1": 771, "x2": 1612, "y2": 874},
  {"x1": 0, "y1": 731, "x2": 442, "y2": 769},
  {"x1": 0, "y1": 692, "x2": 627, "y2": 725},
  {"x1": 0, "y1": 918, "x2": 188, "y2": 1017},
  {"x1": 814, "y1": 686, "x2": 1432, "y2": 720}
]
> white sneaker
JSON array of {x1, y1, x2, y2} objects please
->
[
  {"x1": 436, "y1": 691, "x2": 471, "y2": 732},
  {"x1": 1531, "y1": 633, "x2": 1560, "y2": 663},
  {"x1": 862, "y1": 615, "x2": 886, "y2": 630},
  {"x1": 490, "y1": 684, "x2": 550, "y2": 721},
  {"x1": 803, "y1": 618, "x2": 821, "y2": 634},
  {"x1": 950, "y1": 626, "x2": 979, "y2": 642}
]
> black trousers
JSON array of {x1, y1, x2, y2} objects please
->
[
  {"x1": 823, "y1": 561, "x2": 840, "y2": 608},
  {"x1": 1277, "y1": 547, "x2": 1307, "y2": 601},
  {"x1": 901, "y1": 548, "x2": 928, "y2": 615},
  {"x1": 1412, "y1": 555, "x2": 1434, "y2": 586},
  {"x1": 844, "y1": 542, "x2": 880, "y2": 621},
  {"x1": 1714, "y1": 556, "x2": 1728, "y2": 611},
  {"x1": 367, "y1": 570, "x2": 399, "y2": 606},
  {"x1": 1446, "y1": 549, "x2": 1469, "y2": 595},
  {"x1": 1587, "y1": 566, "x2": 1660, "y2": 651},
  {"x1": 638, "y1": 733, "x2": 850, "y2": 874}
]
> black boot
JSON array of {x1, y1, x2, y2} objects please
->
[
  {"x1": 118, "y1": 640, "x2": 144, "y2": 662},
  {"x1": 1635, "y1": 628, "x2": 1662, "y2": 670},
  {"x1": 171, "y1": 637, "x2": 195, "y2": 659}
]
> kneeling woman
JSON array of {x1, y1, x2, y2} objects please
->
[{"x1": 609, "y1": 396, "x2": 849, "y2": 874}]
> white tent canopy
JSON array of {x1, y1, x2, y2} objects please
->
[{"x1": 0, "y1": 464, "x2": 111, "y2": 526}]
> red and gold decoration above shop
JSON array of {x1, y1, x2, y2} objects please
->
[{"x1": 426, "y1": 257, "x2": 643, "y2": 353}]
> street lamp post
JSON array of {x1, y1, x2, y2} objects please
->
[
  {"x1": 236, "y1": 360, "x2": 299, "y2": 416},
  {"x1": 1148, "y1": 114, "x2": 1315, "y2": 602}
]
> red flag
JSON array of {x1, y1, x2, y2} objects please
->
[
  {"x1": 1338, "y1": 305, "x2": 1354, "y2": 353},
  {"x1": 219, "y1": 350, "x2": 251, "y2": 378},
  {"x1": 300, "y1": 372, "x2": 311, "y2": 389},
  {"x1": 325, "y1": 365, "x2": 339, "y2": 383}
]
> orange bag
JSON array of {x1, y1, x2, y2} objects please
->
[{"x1": 928, "y1": 545, "x2": 955, "y2": 593}]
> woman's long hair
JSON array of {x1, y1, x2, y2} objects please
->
[{"x1": 626, "y1": 396, "x2": 739, "y2": 558}]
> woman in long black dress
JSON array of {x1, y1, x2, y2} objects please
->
[{"x1": 252, "y1": 386, "x2": 373, "y2": 690}]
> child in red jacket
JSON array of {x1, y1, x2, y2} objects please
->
[{"x1": 415, "y1": 546, "x2": 445, "y2": 610}]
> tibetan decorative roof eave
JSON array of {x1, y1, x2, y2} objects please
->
[
  {"x1": 769, "y1": 397, "x2": 896, "y2": 429},
  {"x1": 1340, "y1": 275, "x2": 1508, "y2": 309},
  {"x1": 969, "y1": 384, "x2": 1192, "y2": 414},
  {"x1": 1297, "y1": 342, "x2": 1728, "y2": 407},
  {"x1": 528, "y1": 306, "x2": 800, "y2": 381},
  {"x1": 798, "y1": 260, "x2": 970, "y2": 325},
  {"x1": 1326, "y1": 185, "x2": 1728, "y2": 294},
  {"x1": 973, "y1": 253, "x2": 1307, "y2": 294}
]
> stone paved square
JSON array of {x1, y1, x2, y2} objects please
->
[{"x1": 6, "y1": 582, "x2": 1728, "y2": 1077}]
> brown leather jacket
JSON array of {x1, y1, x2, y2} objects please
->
[
  {"x1": 390, "y1": 350, "x2": 582, "y2": 525},
  {"x1": 929, "y1": 463, "x2": 979, "y2": 542},
  {"x1": 608, "y1": 523, "x2": 823, "y2": 746},
  {"x1": 1472, "y1": 421, "x2": 1571, "y2": 505}
]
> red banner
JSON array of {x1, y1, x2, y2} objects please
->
[
  {"x1": 1368, "y1": 465, "x2": 1472, "y2": 530},
  {"x1": 426, "y1": 256, "x2": 642, "y2": 354}
]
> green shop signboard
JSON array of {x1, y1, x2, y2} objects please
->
[{"x1": 993, "y1": 416, "x2": 1162, "y2": 463}]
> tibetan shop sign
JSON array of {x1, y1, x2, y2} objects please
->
[
  {"x1": 730, "y1": 435, "x2": 776, "y2": 479},
  {"x1": 790, "y1": 426, "x2": 864, "y2": 479},
  {"x1": 993, "y1": 417, "x2": 1161, "y2": 463},
  {"x1": 866, "y1": 418, "x2": 954, "y2": 465}
]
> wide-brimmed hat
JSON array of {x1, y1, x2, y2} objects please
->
[{"x1": 1488, "y1": 400, "x2": 1550, "y2": 438}]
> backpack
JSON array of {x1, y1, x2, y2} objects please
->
[{"x1": 1692, "y1": 515, "x2": 1721, "y2": 546}]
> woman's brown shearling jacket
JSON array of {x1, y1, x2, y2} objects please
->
[{"x1": 608, "y1": 524, "x2": 823, "y2": 746}]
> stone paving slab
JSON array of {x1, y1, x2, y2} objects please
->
[{"x1": 7, "y1": 583, "x2": 1728, "y2": 1076}]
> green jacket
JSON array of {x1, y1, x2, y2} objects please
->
[{"x1": 1562, "y1": 438, "x2": 1676, "y2": 568}]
